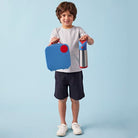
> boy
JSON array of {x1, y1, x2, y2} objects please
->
[{"x1": 49, "y1": 1, "x2": 94, "y2": 136}]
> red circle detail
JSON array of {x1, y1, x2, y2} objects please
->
[{"x1": 60, "y1": 45, "x2": 68, "y2": 53}]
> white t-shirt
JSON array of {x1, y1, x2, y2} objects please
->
[{"x1": 50, "y1": 26, "x2": 87, "y2": 73}]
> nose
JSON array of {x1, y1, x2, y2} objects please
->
[{"x1": 65, "y1": 15, "x2": 69, "y2": 20}]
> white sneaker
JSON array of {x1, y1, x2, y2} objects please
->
[
  {"x1": 72, "y1": 122, "x2": 82, "y2": 135},
  {"x1": 56, "y1": 124, "x2": 68, "y2": 136}
]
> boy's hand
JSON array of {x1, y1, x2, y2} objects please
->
[
  {"x1": 50, "y1": 37, "x2": 60, "y2": 45},
  {"x1": 79, "y1": 35, "x2": 88, "y2": 41},
  {"x1": 79, "y1": 35, "x2": 94, "y2": 45}
]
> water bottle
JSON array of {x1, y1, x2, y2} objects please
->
[{"x1": 79, "y1": 40, "x2": 88, "y2": 68}]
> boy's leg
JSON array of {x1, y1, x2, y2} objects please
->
[
  {"x1": 58, "y1": 98, "x2": 68, "y2": 124},
  {"x1": 70, "y1": 98, "x2": 79, "y2": 123},
  {"x1": 71, "y1": 98, "x2": 82, "y2": 135}
]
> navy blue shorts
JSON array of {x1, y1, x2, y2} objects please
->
[{"x1": 54, "y1": 71, "x2": 85, "y2": 100}]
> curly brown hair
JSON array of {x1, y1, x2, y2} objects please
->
[{"x1": 56, "y1": 1, "x2": 77, "y2": 22}]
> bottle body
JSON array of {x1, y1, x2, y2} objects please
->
[
  {"x1": 79, "y1": 40, "x2": 88, "y2": 68},
  {"x1": 79, "y1": 50, "x2": 88, "y2": 68}
]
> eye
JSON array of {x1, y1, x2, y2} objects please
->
[
  {"x1": 69, "y1": 14, "x2": 73, "y2": 18},
  {"x1": 62, "y1": 14, "x2": 66, "y2": 17}
]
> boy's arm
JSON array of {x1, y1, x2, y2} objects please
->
[
  {"x1": 49, "y1": 37, "x2": 60, "y2": 45},
  {"x1": 87, "y1": 35, "x2": 94, "y2": 45}
]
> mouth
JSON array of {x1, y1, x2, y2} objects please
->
[{"x1": 64, "y1": 21, "x2": 70, "y2": 24}]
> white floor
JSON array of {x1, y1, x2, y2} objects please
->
[{"x1": 0, "y1": 104, "x2": 138, "y2": 138}]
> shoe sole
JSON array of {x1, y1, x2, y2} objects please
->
[
  {"x1": 73, "y1": 131, "x2": 82, "y2": 135},
  {"x1": 56, "y1": 129, "x2": 68, "y2": 137},
  {"x1": 56, "y1": 134, "x2": 66, "y2": 137}
]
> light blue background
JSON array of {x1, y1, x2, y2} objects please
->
[{"x1": 0, "y1": 0, "x2": 138, "y2": 138}]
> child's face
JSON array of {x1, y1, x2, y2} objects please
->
[{"x1": 60, "y1": 10, "x2": 74, "y2": 28}]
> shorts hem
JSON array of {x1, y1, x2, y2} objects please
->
[
  {"x1": 54, "y1": 94, "x2": 68, "y2": 100},
  {"x1": 70, "y1": 95, "x2": 85, "y2": 100}
]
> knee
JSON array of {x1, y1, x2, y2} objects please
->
[
  {"x1": 59, "y1": 97, "x2": 68, "y2": 103},
  {"x1": 70, "y1": 98, "x2": 79, "y2": 104}
]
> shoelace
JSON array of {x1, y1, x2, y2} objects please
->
[
  {"x1": 58, "y1": 124, "x2": 67, "y2": 131},
  {"x1": 72, "y1": 123, "x2": 80, "y2": 128}
]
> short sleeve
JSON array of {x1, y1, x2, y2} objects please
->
[
  {"x1": 79, "y1": 27, "x2": 87, "y2": 38},
  {"x1": 49, "y1": 28, "x2": 59, "y2": 42}
]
